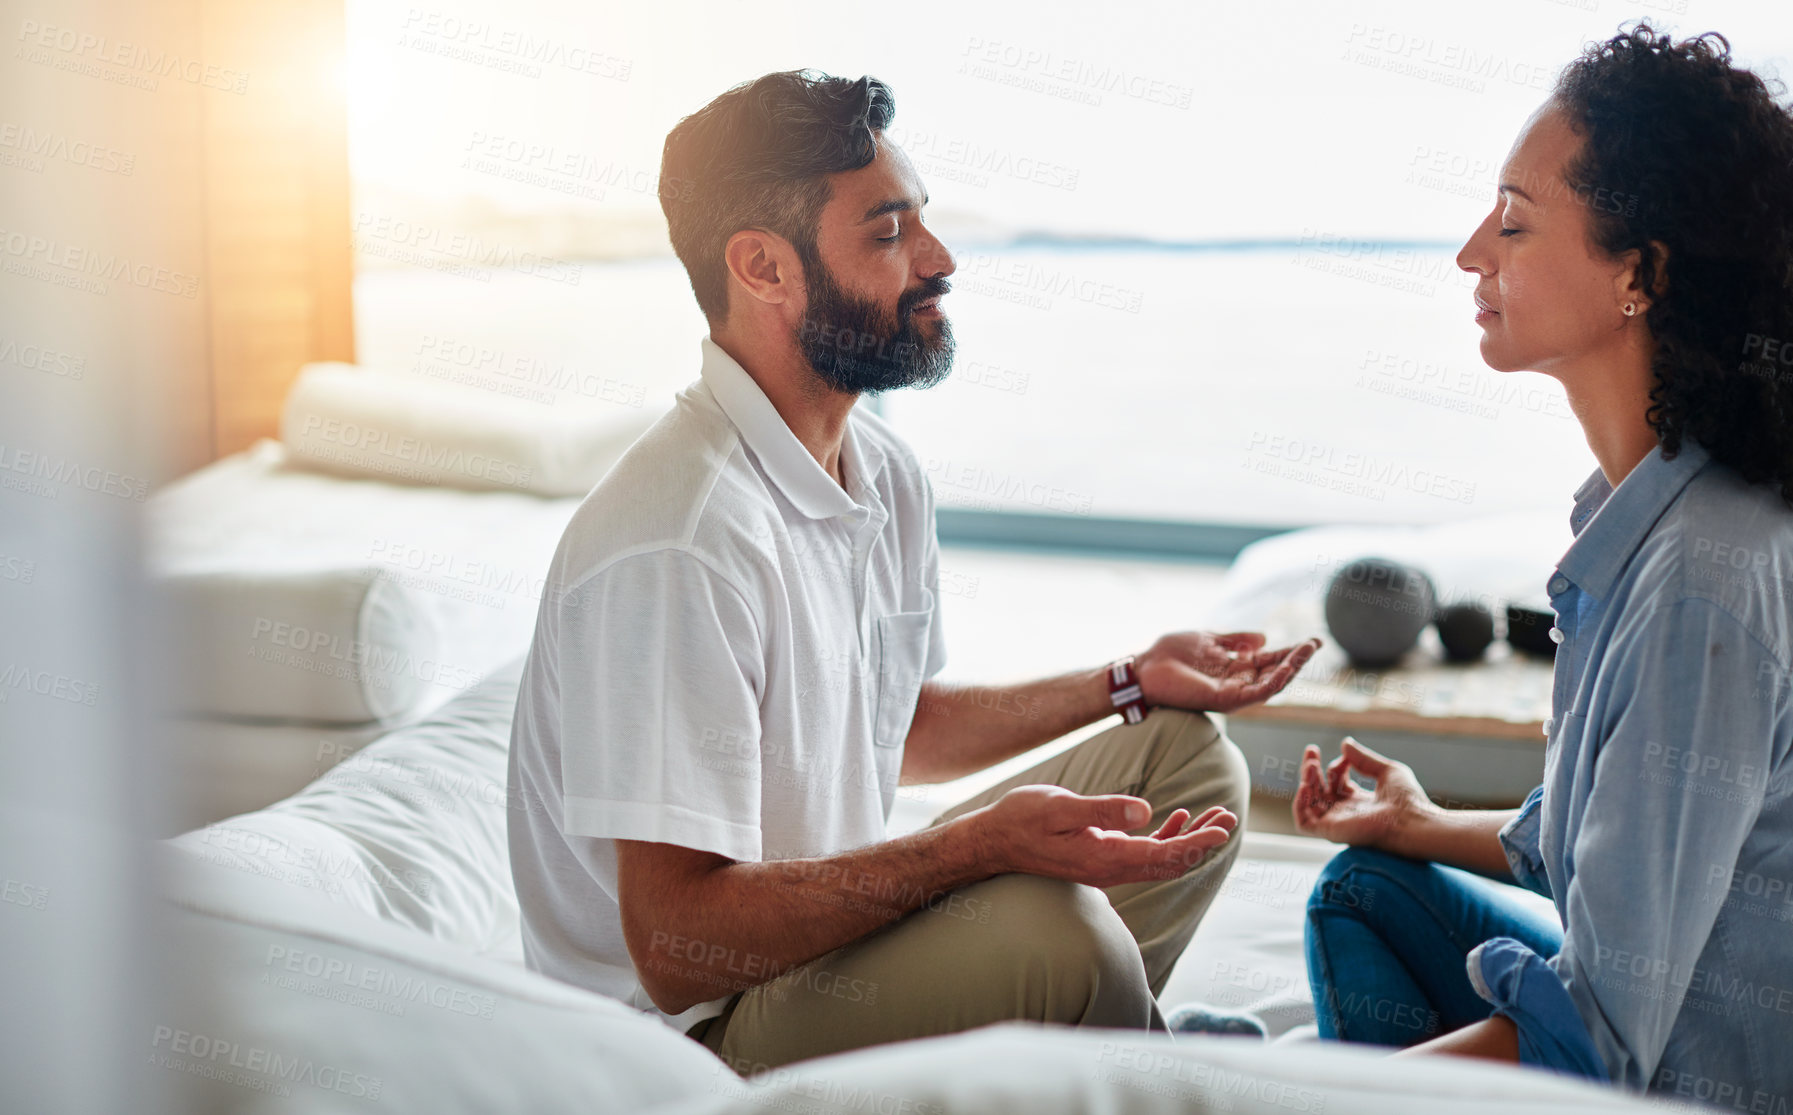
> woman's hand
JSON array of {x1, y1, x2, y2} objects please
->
[{"x1": 1292, "y1": 737, "x2": 1437, "y2": 852}]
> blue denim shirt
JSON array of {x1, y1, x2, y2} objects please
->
[{"x1": 1469, "y1": 439, "x2": 1793, "y2": 1110}]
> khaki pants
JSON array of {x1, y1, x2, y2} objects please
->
[{"x1": 687, "y1": 707, "x2": 1251, "y2": 1074}]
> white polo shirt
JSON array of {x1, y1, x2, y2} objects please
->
[{"x1": 507, "y1": 336, "x2": 947, "y2": 1032}]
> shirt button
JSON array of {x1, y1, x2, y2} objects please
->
[
  {"x1": 1548, "y1": 576, "x2": 1570, "y2": 595},
  {"x1": 1548, "y1": 626, "x2": 1565, "y2": 645},
  {"x1": 1542, "y1": 717, "x2": 1556, "y2": 736}
]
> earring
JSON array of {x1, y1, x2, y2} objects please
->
[{"x1": 1623, "y1": 302, "x2": 1637, "y2": 316}]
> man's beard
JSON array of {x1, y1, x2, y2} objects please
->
[{"x1": 795, "y1": 256, "x2": 954, "y2": 395}]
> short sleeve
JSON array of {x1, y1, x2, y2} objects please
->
[{"x1": 555, "y1": 549, "x2": 766, "y2": 862}]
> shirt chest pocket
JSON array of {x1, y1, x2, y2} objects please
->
[{"x1": 872, "y1": 601, "x2": 933, "y2": 749}]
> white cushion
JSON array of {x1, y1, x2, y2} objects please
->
[
  {"x1": 1206, "y1": 512, "x2": 1575, "y2": 633},
  {"x1": 280, "y1": 361, "x2": 652, "y2": 497},
  {"x1": 148, "y1": 437, "x2": 585, "y2": 747},
  {"x1": 162, "y1": 566, "x2": 440, "y2": 725}
]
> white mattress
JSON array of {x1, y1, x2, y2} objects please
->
[
  {"x1": 158, "y1": 718, "x2": 389, "y2": 835},
  {"x1": 1159, "y1": 831, "x2": 1333, "y2": 1038},
  {"x1": 147, "y1": 440, "x2": 1559, "y2": 1067},
  {"x1": 166, "y1": 658, "x2": 527, "y2": 957},
  {"x1": 157, "y1": 843, "x2": 1652, "y2": 1115},
  {"x1": 149, "y1": 439, "x2": 582, "y2": 828},
  {"x1": 157, "y1": 669, "x2": 1648, "y2": 1114}
]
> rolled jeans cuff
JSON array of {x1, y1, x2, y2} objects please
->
[{"x1": 1466, "y1": 937, "x2": 1607, "y2": 1080}]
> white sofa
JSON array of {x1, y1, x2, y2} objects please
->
[{"x1": 155, "y1": 658, "x2": 1658, "y2": 1114}]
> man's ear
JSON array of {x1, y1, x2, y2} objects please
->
[{"x1": 723, "y1": 229, "x2": 799, "y2": 312}]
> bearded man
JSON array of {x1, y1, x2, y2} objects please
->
[{"x1": 506, "y1": 69, "x2": 1319, "y2": 1073}]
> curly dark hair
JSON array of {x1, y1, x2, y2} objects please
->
[
  {"x1": 660, "y1": 70, "x2": 895, "y2": 323},
  {"x1": 1553, "y1": 24, "x2": 1793, "y2": 503}
]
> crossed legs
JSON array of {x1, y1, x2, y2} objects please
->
[{"x1": 692, "y1": 707, "x2": 1251, "y2": 1073}]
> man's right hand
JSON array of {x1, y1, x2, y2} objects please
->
[
  {"x1": 972, "y1": 784, "x2": 1237, "y2": 888},
  {"x1": 1291, "y1": 737, "x2": 1436, "y2": 852}
]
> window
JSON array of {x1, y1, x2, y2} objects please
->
[{"x1": 345, "y1": 0, "x2": 1792, "y2": 544}]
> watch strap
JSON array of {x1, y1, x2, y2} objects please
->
[{"x1": 1108, "y1": 656, "x2": 1148, "y2": 724}]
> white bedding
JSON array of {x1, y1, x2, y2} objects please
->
[
  {"x1": 155, "y1": 844, "x2": 1653, "y2": 1115},
  {"x1": 157, "y1": 665, "x2": 1655, "y2": 1115},
  {"x1": 165, "y1": 657, "x2": 526, "y2": 957},
  {"x1": 143, "y1": 432, "x2": 1623, "y2": 1109},
  {"x1": 161, "y1": 718, "x2": 388, "y2": 834},
  {"x1": 1162, "y1": 831, "x2": 1333, "y2": 1039},
  {"x1": 165, "y1": 645, "x2": 1325, "y2": 1036}
]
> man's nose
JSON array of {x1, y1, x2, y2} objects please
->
[{"x1": 919, "y1": 227, "x2": 955, "y2": 279}]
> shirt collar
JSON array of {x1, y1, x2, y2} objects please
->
[
  {"x1": 1557, "y1": 439, "x2": 1710, "y2": 600},
  {"x1": 698, "y1": 336, "x2": 884, "y2": 519}
]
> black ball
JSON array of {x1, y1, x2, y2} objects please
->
[
  {"x1": 1434, "y1": 601, "x2": 1495, "y2": 662},
  {"x1": 1323, "y1": 557, "x2": 1436, "y2": 668},
  {"x1": 1506, "y1": 602, "x2": 1558, "y2": 658}
]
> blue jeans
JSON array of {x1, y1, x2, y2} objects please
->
[{"x1": 1304, "y1": 846, "x2": 1564, "y2": 1047}]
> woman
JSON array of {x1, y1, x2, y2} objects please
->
[{"x1": 1295, "y1": 23, "x2": 1793, "y2": 1104}]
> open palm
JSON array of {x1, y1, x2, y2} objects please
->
[{"x1": 1136, "y1": 631, "x2": 1322, "y2": 714}]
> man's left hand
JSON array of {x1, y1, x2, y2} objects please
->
[{"x1": 1135, "y1": 631, "x2": 1322, "y2": 714}]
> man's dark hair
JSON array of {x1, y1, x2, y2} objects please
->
[
  {"x1": 1553, "y1": 23, "x2": 1793, "y2": 504},
  {"x1": 660, "y1": 70, "x2": 895, "y2": 323}
]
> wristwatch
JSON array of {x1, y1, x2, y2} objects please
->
[{"x1": 1107, "y1": 656, "x2": 1149, "y2": 724}]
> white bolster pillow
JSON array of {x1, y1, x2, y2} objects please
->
[
  {"x1": 161, "y1": 566, "x2": 440, "y2": 725},
  {"x1": 280, "y1": 362, "x2": 650, "y2": 497}
]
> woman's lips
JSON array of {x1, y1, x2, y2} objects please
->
[{"x1": 1474, "y1": 295, "x2": 1500, "y2": 324}]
